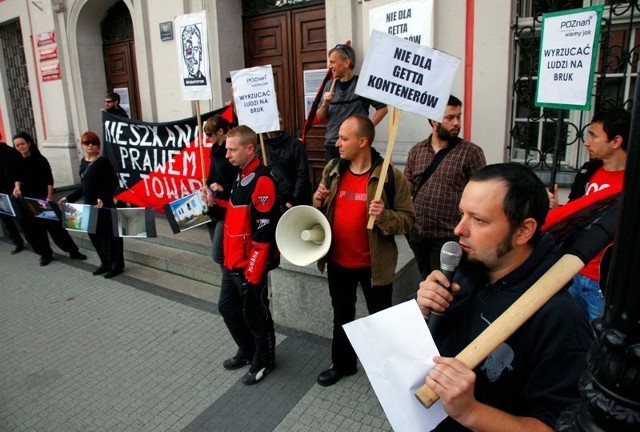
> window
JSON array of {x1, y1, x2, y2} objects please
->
[{"x1": 509, "y1": 0, "x2": 639, "y2": 180}]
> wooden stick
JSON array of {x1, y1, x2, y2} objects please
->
[
  {"x1": 367, "y1": 107, "x2": 401, "y2": 230},
  {"x1": 415, "y1": 254, "x2": 585, "y2": 408},
  {"x1": 259, "y1": 133, "x2": 268, "y2": 166},
  {"x1": 196, "y1": 101, "x2": 206, "y2": 183},
  {"x1": 329, "y1": 76, "x2": 337, "y2": 94}
]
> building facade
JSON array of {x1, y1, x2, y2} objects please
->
[{"x1": 0, "y1": 0, "x2": 635, "y2": 190}]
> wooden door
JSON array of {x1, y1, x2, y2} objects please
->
[
  {"x1": 244, "y1": 4, "x2": 327, "y2": 188},
  {"x1": 103, "y1": 41, "x2": 141, "y2": 119}
]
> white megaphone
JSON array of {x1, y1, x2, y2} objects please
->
[{"x1": 275, "y1": 205, "x2": 332, "y2": 266}]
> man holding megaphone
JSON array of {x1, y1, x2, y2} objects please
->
[{"x1": 312, "y1": 114, "x2": 415, "y2": 387}]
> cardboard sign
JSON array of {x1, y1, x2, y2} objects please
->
[
  {"x1": 175, "y1": 12, "x2": 212, "y2": 100},
  {"x1": 536, "y1": 6, "x2": 603, "y2": 110},
  {"x1": 231, "y1": 65, "x2": 280, "y2": 133},
  {"x1": 355, "y1": 30, "x2": 460, "y2": 121},
  {"x1": 369, "y1": 0, "x2": 434, "y2": 47}
]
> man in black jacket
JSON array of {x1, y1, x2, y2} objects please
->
[
  {"x1": 0, "y1": 135, "x2": 25, "y2": 254},
  {"x1": 258, "y1": 114, "x2": 311, "y2": 209}
]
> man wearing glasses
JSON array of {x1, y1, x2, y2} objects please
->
[
  {"x1": 316, "y1": 44, "x2": 388, "y2": 162},
  {"x1": 102, "y1": 92, "x2": 128, "y2": 119}
]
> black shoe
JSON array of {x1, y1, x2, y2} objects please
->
[
  {"x1": 69, "y1": 251, "x2": 87, "y2": 260},
  {"x1": 10, "y1": 244, "x2": 24, "y2": 255},
  {"x1": 104, "y1": 268, "x2": 123, "y2": 279},
  {"x1": 39, "y1": 255, "x2": 53, "y2": 267},
  {"x1": 317, "y1": 368, "x2": 357, "y2": 387},
  {"x1": 242, "y1": 364, "x2": 272, "y2": 385},
  {"x1": 222, "y1": 356, "x2": 251, "y2": 370},
  {"x1": 92, "y1": 266, "x2": 108, "y2": 276}
]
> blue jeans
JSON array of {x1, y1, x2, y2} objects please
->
[{"x1": 568, "y1": 274, "x2": 604, "y2": 324}]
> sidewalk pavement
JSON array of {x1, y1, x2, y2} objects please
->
[{"x1": 0, "y1": 239, "x2": 392, "y2": 432}]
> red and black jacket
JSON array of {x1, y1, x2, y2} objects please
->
[{"x1": 223, "y1": 156, "x2": 280, "y2": 284}]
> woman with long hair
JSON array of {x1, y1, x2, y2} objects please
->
[
  {"x1": 12, "y1": 132, "x2": 86, "y2": 266},
  {"x1": 60, "y1": 131, "x2": 124, "y2": 278}
]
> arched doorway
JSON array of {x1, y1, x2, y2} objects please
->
[{"x1": 101, "y1": 1, "x2": 141, "y2": 119}]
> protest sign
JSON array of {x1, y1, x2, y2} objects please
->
[
  {"x1": 355, "y1": 30, "x2": 460, "y2": 121},
  {"x1": 231, "y1": 65, "x2": 280, "y2": 133},
  {"x1": 369, "y1": 0, "x2": 433, "y2": 47},
  {"x1": 536, "y1": 6, "x2": 603, "y2": 110},
  {"x1": 101, "y1": 107, "x2": 230, "y2": 209},
  {"x1": 175, "y1": 11, "x2": 212, "y2": 101}
]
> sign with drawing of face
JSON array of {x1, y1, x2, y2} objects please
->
[{"x1": 175, "y1": 12, "x2": 212, "y2": 100}]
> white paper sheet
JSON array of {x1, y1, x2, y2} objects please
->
[{"x1": 343, "y1": 300, "x2": 448, "y2": 432}]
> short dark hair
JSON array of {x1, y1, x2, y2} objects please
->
[
  {"x1": 106, "y1": 92, "x2": 120, "y2": 103},
  {"x1": 470, "y1": 163, "x2": 549, "y2": 243},
  {"x1": 448, "y1": 95, "x2": 462, "y2": 107},
  {"x1": 591, "y1": 107, "x2": 631, "y2": 151},
  {"x1": 346, "y1": 114, "x2": 375, "y2": 145}
]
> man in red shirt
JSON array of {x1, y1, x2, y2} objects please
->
[
  {"x1": 313, "y1": 114, "x2": 415, "y2": 386},
  {"x1": 549, "y1": 107, "x2": 629, "y2": 323}
]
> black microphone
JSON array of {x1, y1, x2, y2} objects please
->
[{"x1": 427, "y1": 241, "x2": 463, "y2": 333}]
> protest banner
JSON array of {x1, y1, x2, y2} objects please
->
[
  {"x1": 175, "y1": 11, "x2": 212, "y2": 101},
  {"x1": 231, "y1": 65, "x2": 280, "y2": 134},
  {"x1": 101, "y1": 107, "x2": 229, "y2": 209},
  {"x1": 535, "y1": 5, "x2": 603, "y2": 110},
  {"x1": 356, "y1": 30, "x2": 460, "y2": 121},
  {"x1": 356, "y1": 29, "x2": 459, "y2": 227},
  {"x1": 369, "y1": 0, "x2": 434, "y2": 47}
]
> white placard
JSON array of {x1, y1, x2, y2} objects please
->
[
  {"x1": 175, "y1": 12, "x2": 212, "y2": 101},
  {"x1": 535, "y1": 6, "x2": 603, "y2": 110},
  {"x1": 303, "y1": 68, "x2": 328, "y2": 118},
  {"x1": 370, "y1": 0, "x2": 434, "y2": 47},
  {"x1": 231, "y1": 65, "x2": 280, "y2": 134},
  {"x1": 344, "y1": 300, "x2": 448, "y2": 432},
  {"x1": 356, "y1": 30, "x2": 460, "y2": 121}
]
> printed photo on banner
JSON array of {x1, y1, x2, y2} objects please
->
[
  {"x1": 231, "y1": 65, "x2": 280, "y2": 133},
  {"x1": 0, "y1": 193, "x2": 18, "y2": 217},
  {"x1": 163, "y1": 190, "x2": 211, "y2": 234},
  {"x1": 355, "y1": 30, "x2": 460, "y2": 121},
  {"x1": 175, "y1": 11, "x2": 212, "y2": 100},
  {"x1": 61, "y1": 203, "x2": 98, "y2": 234},
  {"x1": 369, "y1": 0, "x2": 434, "y2": 47},
  {"x1": 22, "y1": 197, "x2": 60, "y2": 221},
  {"x1": 111, "y1": 207, "x2": 157, "y2": 238},
  {"x1": 101, "y1": 108, "x2": 228, "y2": 208},
  {"x1": 535, "y1": 5, "x2": 603, "y2": 110}
]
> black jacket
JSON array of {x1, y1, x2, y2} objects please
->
[
  {"x1": 257, "y1": 131, "x2": 311, "y2": 206},
  {"x1": 0, "y1": 142, "x2": 20, "y2": 193}
]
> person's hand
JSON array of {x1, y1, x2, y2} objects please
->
[
  {"x1": 322, "y1": 91, "x2": 334, "y2": 105},
  {"x1": 548, "y1": 184, "x2": 559, "y2": 209},
  {"x1": 95, "y1": 198, "x2": 104, "y2": 209},
  {"x1": 313, "y1": 183, "x2": 329, "y2": 207},
  {"x1": 12, "y1": 186, "x2": 21, "y2": 198},
  {"x1": 201, "y1": 186, "x2": 214, "y2": 207},
  {"x1": 427, "y1": 357, "x2": 478, "y2": 421},
  {"x1": 58, "y1": 196, "x2": 68, "y2": 206},
  {"x1": 416, "y1": 270, "x2": 460, "y2": 318},
  {"x1": 369, "y1": 198, "x2": 385, "y2": 222},
  {"x1": 210, "y1": 182, "x2": 223, "y2": 193},
  {"x1": 285, "y1": 202, "x2": 293, "y2": 209}
]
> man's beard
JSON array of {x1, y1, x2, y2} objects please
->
[{"x1": 436, "y1": 126, "x2": 459, "y2": 142}]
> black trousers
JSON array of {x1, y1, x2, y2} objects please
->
[
  {"x1": 90, "y1": 208, "x2": 123, "y2": 270},
  {"x1": 406, "y1": 230, "x2": 454, "y2": 279},
  {"x1": 218, "y1": 268, "x2": 275, "y2": 368},
  {"x1": 0, "y1": 214, "x2": 24, "y2": 247},
  {"x1": 326, "y1": 259, "x2": 393, "y2": 373},
  {"x1": 20, "y1": 214, "x2": 80, "y2": 258}
]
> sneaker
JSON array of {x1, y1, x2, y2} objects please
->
[
  {"x1": 242, "y1": 365, "x2": 272, "y2": 385},
  {"x1": 10, "y1": 244, "x2": 24, "y2": 255},
  {"x1": 39, "y1": 255, "x2": 53, "y2": 266},
  {"x1": 222, "y1": 356, "x2": 251, "y2": 370},
  {"x1": 69, "y1": 251, "x2": 87, "y2": 260}
]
